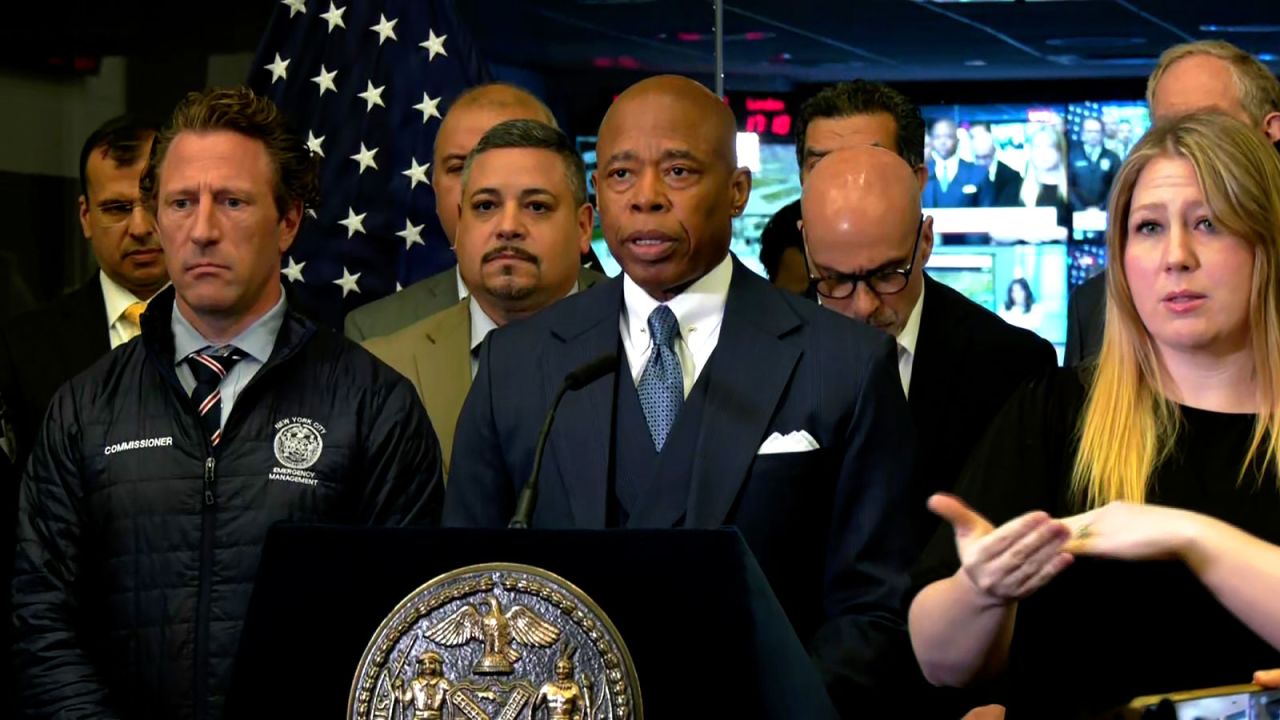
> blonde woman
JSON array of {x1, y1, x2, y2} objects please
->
[
  {"x1": 1018, "y1": 123, "x2": 1071, "y2": 234},
  {"x1": 909, "y1": 112, "x2": 1280, "y2": 718}
]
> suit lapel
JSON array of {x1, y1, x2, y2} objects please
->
[
  {"x1": 908, "y1": 276, "x2": 955, "y2": 434},
  {"x1": 545, "y1": 280, "x2": 624, "y2": 528},
  {"x1": 686, "y1": 261, "x2": 802, "y2": 528},
  {"x1": 411, "y1": 300, "x2": 472, "y2": 473},
  {"x1": 60, "y1": 276, "x2": 110, "y2": 368}
]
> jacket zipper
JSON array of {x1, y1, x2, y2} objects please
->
[
  {"x1": 195, "y1": 452, "x2": 215, "y2": 720},
  {"x1": 142, "y1": 308, "x2": 313, "y2": 719}
]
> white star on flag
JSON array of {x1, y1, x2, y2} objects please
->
[
  {"x1": 357, "y1": 81, "x2": 386, "y2": 112},
  {"x1": 311, "y1": 65, "x2": 338, "y2": 96},
  {"x1": 264, "y1": 53, "x2": 290, "y2": 83},
  {"x1": 395, "y1": 219, "x2": 425, "y2": 249},
  {"x1": 420, "y1": 29, "x2": 448, "y2": 61},
  {"x1": 413, "y1": 93, "x2": 442, "y2": 124},
  {"x1": 306, "y1": 131, "x2": 325, "y2": 157},
  {"x1": 281, "y1": 0, "x2": 306, "y2": 18},
  {"x1": 319, "y1": 2, "x2": 346, "y2": 33},
  {"x1": 396, "y1": 282, "x2": 403, "y2": 292},
  {"x1": 338, "y1": 207, "x2": 367, "y2": 238},
  {"x1": 281, "y1": 256, "x2": 307, "y2": 283},
  {"x1": 369, "y1": 13, "x2": 398, "y2": 45},
  {"x1": 402, "y1": 158, "x2": 430, "y2": 189},
  {"x1": 334, "y1": 267, "x2": 362, "y2": 297},
  {"x1": 350, "y1": 143, "x2": 379, "y2": 174}
]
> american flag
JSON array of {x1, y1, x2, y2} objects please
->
[{"x1": 249, "y1": 0, "x2": 491, "y2": 329}]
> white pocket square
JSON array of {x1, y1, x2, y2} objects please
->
[{"x1": 756, "y1": 430, "x2": 820, "y2": 455}]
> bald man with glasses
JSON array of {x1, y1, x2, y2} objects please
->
[{"x1": 801, "y1": 146, "x2": 1057, "y2": 553}]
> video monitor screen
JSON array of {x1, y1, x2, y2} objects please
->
[
  {"x1": 920, "y1": 103, "x2": 1071, "y2": 245},
  {"x1": 1066, "y1": 101, "x2": 1152, "y2": 290},
  {"x1": 928, "y1": 243, "x2": 1069, "y2": 363}
]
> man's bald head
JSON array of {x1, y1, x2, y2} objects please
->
[
  {"x1": 601, "y1": 75, "x2": 738, "y2": 168},
  {"x1": 593, "y1": 75, "x2": 751, "y2": 301},
  {"x1": 450, "y1": 83, "x2": 556, "y2": 126},
  {"x1": 801, "y1": 146, "x2": 932, "y2": 336},
  {"x1": 433, "y1": 83, "x2": 556, "y2": 242}
]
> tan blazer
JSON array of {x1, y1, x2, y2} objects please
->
[
  {"x1": 362, "y1": 299, "x2": 472, "y2": 478},
  {"x1": 360, "y1": 268, "x2": 607, "y2": 479}
]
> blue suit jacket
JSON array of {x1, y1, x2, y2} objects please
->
[
  {"x1": 445, "y1": 257, "x2": 919, "y2": 709},
  {"x1": 923, "y1": 158, "x2": 993, "y2": 208}
]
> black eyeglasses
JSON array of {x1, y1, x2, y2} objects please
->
[{"x1": 805, "y1": 215, "x2": 924, "y2": 300}]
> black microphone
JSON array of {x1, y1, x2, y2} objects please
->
[{"x1": 508, "y1": 352, "x2": 619, "y2": 529}]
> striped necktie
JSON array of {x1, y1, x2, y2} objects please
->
[{"x1": 184, "y1": 347, "x2": 246, "y2": 446}]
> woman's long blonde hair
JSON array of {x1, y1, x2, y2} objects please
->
[
  {"x1": 1072, "y1": 111, "x2": 1280, "y2": 508},
  {"x1": 1019, "y1": 124, "x2": 1069, "y2": 208}
]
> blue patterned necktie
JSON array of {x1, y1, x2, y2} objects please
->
[{"x1": 637, "y1": 305, "x2": 684, "y2": 451}]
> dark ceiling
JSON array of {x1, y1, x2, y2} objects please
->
[
  {"x1": 458, "y1": 0, "x2": 1280, "y2": 86},
  {"x1": 5, "y1": 0, "x2": 1278, "y2": 88}
]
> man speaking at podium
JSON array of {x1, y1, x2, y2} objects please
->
[{"x1": 445, "y1": 75, "x2": 919, "y2": 712}]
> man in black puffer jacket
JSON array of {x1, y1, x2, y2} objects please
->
[{"x1": 12, "y1": 87, "x2": 444, "y2": 720}]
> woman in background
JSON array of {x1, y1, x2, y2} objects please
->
[
  {"x1": 909, "y1": 112, "x2": 1280, "y2": 718},
  {"x1": 997, "y1": 278, "x2": 1043, "y2": 332},
  {"x1": 1019, "y1": 124, "x2": 1072, "y2": 236}
]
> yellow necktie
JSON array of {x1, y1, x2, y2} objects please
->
[{"x1": 121, "y1": 301, "x2": 146, "y2": 340}]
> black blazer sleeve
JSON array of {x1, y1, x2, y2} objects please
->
[
  {"x1": 443, "y1": 338, "x2": 516, "y2": 527},
  {"x1": 356, "y1": 372, "x2": 444, "y2": 527},
  {"x1": 809, "y1": 334, "x2": 920, "y2": 710}
]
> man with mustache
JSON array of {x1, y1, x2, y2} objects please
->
[
  {"x1": 12, "y1": 87, "x2": 442, "y2": 719},
  {"x1": 445, "y1": 75, "x2": 918, "y2": 713},
  {"x1": 344, "y1": 83, "x2": 576, "y2": 342},
  {"x1": 363, "y1": 119, "x2": 603, "y2": 477}
]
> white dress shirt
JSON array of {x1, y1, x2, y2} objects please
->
[
  {"x1": 619, "y1": 253, "x2": 733, "y2": 398},
  {"x1": 99, "y1": 270, "x2": 150, "y2": 349},
  {"x1": 455, "y1": 266, "x2": 470, "y2": 302},
  {"x1": 172, "y1": 291, "x2": 286, "y2": 429},
  {"x1": 468, "y1": 296, "x2": 501, "y2": 379},
  {"x1": 896, "y1": 281, "x2": 926, "y2": 398}
]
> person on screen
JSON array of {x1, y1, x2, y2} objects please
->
[
  {"x1": 923, "y1": 118, "x2": 991, "y2": 209},
  {"x1": 997, "y1": 278, "x2": 1043, "y2": 332},
  {"x1": 444, "y1": 75, "x2": 920, "y2": 715},
  {"x1": 758, "y1": 199, "x2": 809, "y2": 295},
  {"x1": 800, "y1": 145, "x2": 1055, "y2": 550},
  {"x1": 909, "y1": 112, "x2": 1280, "y2": 718},
  {"x1": 1114, "y1": 119, "x2": 1137, "y2": 158},
  {"x1": 969, "y1": 123, "x2": 1023, "y2": 207},
  {"x1": 1069, "y1": 117, "x2": 1123, "y2": 211},
  {"x1": 1018, "y1": 124, "x2": 1071, "y2": 234},
  {"x1": 1065, "y1": 39, "x2": 1280, "y2": 367}
]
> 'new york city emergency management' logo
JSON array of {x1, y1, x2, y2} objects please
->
[{"x1": 270, "y1": 417, "x2": 325, "y2": 486}]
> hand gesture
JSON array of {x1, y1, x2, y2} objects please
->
[
  {"x1": 1060, "y1": 502, "x2": 1197, "y2": 561},
  {"x1": 928, "y1": 493, "x2": 1074, "y2": 605}
]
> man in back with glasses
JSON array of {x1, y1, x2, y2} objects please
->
[{"x1": 800, "y1": 145, "x2": 1056, "y2": 552}]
